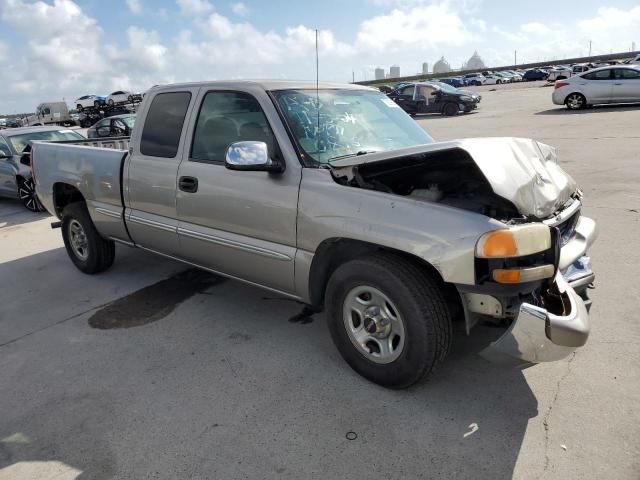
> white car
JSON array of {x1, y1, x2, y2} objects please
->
[
  {"x1": 463, "y1": 73, "x2": 485, "y2": 86},
  {"x1": 552, "y1": 65, "x2": 640, "y2": 110},
  {"x1": 483, "y1": 74, "x2": 506, "y2": 85},
  {"x1": 547, "y1": 67, "x2": 573, "y2": 82},
  {"x1": 74, "y1": 95, "x2": 106, "y2": 111},
  {"x1": 106, "y1": 90, "x2": 141, "y2": 106},
  {"x1": 629, "y1": 54, "x2": 640, "y2": 65}
]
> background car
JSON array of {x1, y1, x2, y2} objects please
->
[
  {"x1": 430, "y1": 81, "x2": 481, "y2": 107},
  {"x1": 523, "y1": 69, "x2": 549, "y2": 81},
  {"x1": 463, "y1": 73, "x2": 485, "y2": 86},
  {"x1": 482, "y1": 74, "x2": 504, "y2": 85},
  {"x1": 547, "y1": 66, "x2": 573, "y2": 81},
  {"x1": 0, "y1": 126, "x2": 85, "y2": 211},
  {"x1": 74, "y1": 95, "x2": 106, "y2": 111},
  {"x1": 106, "y1": 90, "x2": 142, "y2": 106},
  {"x1": 552, "y1": 65, "x2": 640, "y2": 110},
  {"x1": 387, "y1": 82, "x2": 477, "y2": 116},
  {"x1": 87, "y1": 114, "x2": 135, "y2": 139},
  {"x1": 438, "y1": 77, "x2": 466, "y2": 88}
]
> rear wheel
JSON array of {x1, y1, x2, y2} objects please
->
[
  {"x1": 61, "y1": 202, "x2": 115, "y2": 274},
  {"x1": 565, "y1": 93, "x2": 586, "y2": 110},
  {"x1": 325, "y1": 254, "x2": 452, "y2": 388},
  {"x1": 77, "y1": 104, "x2": 83, "y2": 112},
  {"x1": 443, "y1": 103, "x2": 458, "y2": 116}
]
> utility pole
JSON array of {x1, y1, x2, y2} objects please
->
[
  {"x1": 514, "y1": 50, "x2": 517, "y2": 66},
  {"x1": 352, "y1": 71, "x2": 355, "y2": 83},
  {"x1": 589, "y1": 40, "x2": 592, "y2": 57}
]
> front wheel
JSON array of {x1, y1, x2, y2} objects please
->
[
  {"x1": 108, "y1": 99, "x2": 114, "y2": 106},
  {"x1": 17, "y1": 177, "x2": 44, "y2": 212},
  {"x1": 565, "y1": 93, "x2": 586, "y2": 110},
  {"x1": 77, "y1": 104, "x2": 83, "y2": 112},
  {"x1": 325, "y1": 254, "x2": 452, "y2": 388},
  {"x1": 61, "y1": 202, "x2": 115, "y2": 274},
  {"x1": 443, "y1": 103, "x2": 458, "y2": 116}
]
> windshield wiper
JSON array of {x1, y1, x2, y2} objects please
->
[{"x1": 330, "y1": 150, "x2": 380, "y2": 161}]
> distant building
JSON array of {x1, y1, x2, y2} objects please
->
[
  {"x1": 374, "y1": 67, "x2": 385, "y2": 80},
  {"x1": 465, "y1": 51, "x2": 486, "y2": 71},
  {"x1": 390, "y1": 65, "x2": 401, "y2": 78},
  {"x1": 422, "y1": 62, "x2": 429, "y2": 74},
  {"x1": 433, "y1": 57, "x2": 451, "y2": 74}
]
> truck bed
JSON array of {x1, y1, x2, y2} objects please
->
[{"x1": 32, "y1": 139, "x2": 130, "y2": 242}]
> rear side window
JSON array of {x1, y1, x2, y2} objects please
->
[
  {"x1": 582, "y1": 69, "x2": 611, "y2": 80},
  {"x1": 140, "y1": 92, "x2": 191, "y2": 158},
  {"x1": 615, "y1": 68, "x2": 640, "y2": 79}
]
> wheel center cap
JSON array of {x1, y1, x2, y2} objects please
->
[{"x1": 363, "y1": 306, "x2": 391, "y2": 338}]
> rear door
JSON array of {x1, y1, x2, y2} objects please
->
[
  {"x1": 612, "y1": 68, "x2": 640, "y2": 102},
  {"x1": 124, "y1": 88, "x2": 198, "y2": 256},
  {"x1": 581, "y1": 69, "x2": 614, "y2": 103},
  {"x1": 392, "y1": 85, "x2": 417, "y2": 113},
  {"x1": 175, "y1": 88, "x2": 299, "y2": 294}
]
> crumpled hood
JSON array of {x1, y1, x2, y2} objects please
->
[{"x1": 330, "y1": 137, "x2": 577, "y2": 218}]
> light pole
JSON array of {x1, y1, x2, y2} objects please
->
[
  {"x1": 514, "y1": 50, "x2": 517, "y2": 66},
  {"x1": 589, "y1": 40, "x2": 592, "y2": 57}
]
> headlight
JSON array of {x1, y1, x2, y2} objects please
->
[
  {"x1": 476, "y1": 224, "x2": 551, "y2": 258},
  {"x1": 459, "y1": 95, "x2": 472, "y2": 101}
]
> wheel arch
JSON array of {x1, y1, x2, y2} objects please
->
[
  {"x1": 307, "y1": 238, "x2": 461, "y2": 315},
  {"x1": 52, "y1": 182, "x2": 86, "y2": 218}
]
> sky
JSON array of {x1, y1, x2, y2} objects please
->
[{"x1": 0, "y1": 0, "x2": 639, "y2": 113}]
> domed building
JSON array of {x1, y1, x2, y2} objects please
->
[
  {"x1": 465, "y1": 51, "x2": 486, "y2": 71},
  {"x1": 433, "y1": 56, "x2": 451, "y2": 74}
]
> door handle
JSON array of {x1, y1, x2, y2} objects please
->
[
  {"x1": 614, "y1": 83, "x2": 623, "y2": 85},
  {"x1": 179, "y1": 176, "x2": 198, "y2": 193}
]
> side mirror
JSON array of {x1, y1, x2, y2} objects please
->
[
  {"x1": 96, "y1": 126, "x2": 111, "y2": 137},
  {"x1": 225, "y1": 141, "x2": 283, "y2": 173}
]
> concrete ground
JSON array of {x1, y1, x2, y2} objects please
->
[{"x1": 0, "y1": 84, "x2": 638, "y2": 480}]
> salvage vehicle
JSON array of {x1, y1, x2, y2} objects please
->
[
  {"x1": 75, "y1": 95, "x2": 107, "y2": 111},
  {"x1": 553, "y1": 65, "x2": 640, "y2": 110},
  {"x1": 87, "y1": 114, "x2": 135, "y2": 139},
  {"x1": 106, "y1": 90, "x2": 142, "y2": 106},
  {"x1": 388, "y1": 82, "x2": 477, "y2": 115},
  {"x1": 0, "y1": 126, "x2": 84, "y2": 211},
  {"x1": 32, "y1": 81, "x2": 597, "y2": 388}
]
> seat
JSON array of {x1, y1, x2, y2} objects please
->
[
  {"x1": 238, "y1": 122, "x2": 273, "y2": 154},
  {"x1": 193, "y1": 117, "x2": 239, "y2": 161}
]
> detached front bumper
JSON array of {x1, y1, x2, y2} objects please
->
[
  {"x1": 481, "y1": 274, "x2": 589, "y2": 365},
  {"x1": 480, "y1": 214, "x2": 597, "y2": 366}
]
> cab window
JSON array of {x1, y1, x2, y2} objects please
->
[
  {"x1": 190, "y1": 91, "x2": 277, "y2": 163},
  {"x1": 140, "y1": 92, "x2": 192, "y2": 158}
]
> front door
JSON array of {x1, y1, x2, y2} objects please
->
[
  {"x1": 175, "y1": 89, "x2": 299, "y2": 294},
  {"x1": 125, "y1": 89, "x2": 197, "y2": 256},
  {"x1": 0, "y1": 137, "x2": 17, "y2": 196},
  {"x1": 612, "y1": 68, "x2": 640, "y2": 102}
]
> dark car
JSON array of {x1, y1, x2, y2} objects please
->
[
  {"x1": 377, "y1": 85, "x2": 394, "y2": 94},
  {"x1": 0, "y1": 126, "x2": 85, "y2": 211},
  {"x1": 87, "y1": 114, "x2": 135, "y2": 139},
  {"x1": 387, "y1": 82, "x2": 478, "y2": 116},
  {"x1": 523, "y1": 69, "x2": 549, "y2": 81},
  {"x1": 438, "y1": 77, "x2": 467, "y2": 88}
]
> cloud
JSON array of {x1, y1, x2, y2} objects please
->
[
  {"x1": 231, "y1": 2, "x2": 249, "y2": 16},
  {"x1": 126, "y1": 0, "x2": 142, "y2": 14},
  {"x1": 176, "y1": 0, "x2": 213, "y2": 15},
  {"x1": 521, "y1": 22, "x2": 550, "y2": 35}
]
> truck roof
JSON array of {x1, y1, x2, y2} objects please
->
[{"x1": 150, "y1": 80, "x2": 374, "y2": 92}]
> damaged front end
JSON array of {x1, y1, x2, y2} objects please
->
[{"x1": 329, "y1": 137, "x2": 597, "y2": 365}]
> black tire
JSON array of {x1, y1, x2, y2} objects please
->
[
  {"x1": 443, "y1": 103, "x2": 458, "y2": 116},
  {"x1": 94, "y1": 101, "x2": 101, "y2": 108},
  {"x1": 128, "y1": 95, "x2": 134, "y2": 103},
  {"x1": 497, "y1": 79, "x2": 502, "y2": 84},
  {"x1": 77, "y1": 104, "x2": 83, "y2": 112},
  {"x1": 565, "y1": 93, "x2": 587, "y2": 110},
  {"x1": 61, "y1": 202, "x2": 115, "y2": 274},
  {"x1": 325, "y1": 253, "x2": 452, "y2": 388},
  {"x1": 17, "y1": 177, "x2": 44, "y2": 212},
  {"x1": 108, "y1": 99, "x2": 114, "y2": 106}
]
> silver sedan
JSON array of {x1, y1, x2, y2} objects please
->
[{"x1": 552, "y1": 65, "x2": 640, "y2": 109}]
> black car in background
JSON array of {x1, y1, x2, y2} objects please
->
[
  {"x1": 387, "y1": 82, "x2": 479, "y2": 116},
  {"x1": 87, "y1": 114, "x2": 135, "y2": 139}
]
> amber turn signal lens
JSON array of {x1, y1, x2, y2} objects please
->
[
  {"x1": 493, "y1": 265, "x2": 555, "y2": 284},
  {"x1": 481, "y1": 231, "x2": 517, "y2": 257},
  {"x1": 492, "y1": 269, "x2": 521, "y2": 284}
]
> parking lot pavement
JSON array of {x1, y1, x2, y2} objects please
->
[{"x1": 1, "y1": 86, "x2": 638, "y2": 480}]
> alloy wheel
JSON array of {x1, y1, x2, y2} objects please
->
[
  {"x1": 68, "y1": 219, "x2": 89, "y2": 260},
  {"x1": 18, "y1": 178, "x2": 41, "y2": 212}
]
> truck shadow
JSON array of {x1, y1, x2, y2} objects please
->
[{"x1": 0, "y1": 247, "x2": 538, "y2": 479}]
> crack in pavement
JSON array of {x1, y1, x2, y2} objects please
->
[
  {"x1": 0, "y1": 300, "x2": 113, "y2": 349},
  {"x1": 540, "y1": 352, "x2": 577, "y2": 477}
]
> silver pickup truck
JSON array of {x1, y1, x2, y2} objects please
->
[{"x1": 32, "y1": 81, "x2": 597, "y2": 388}]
